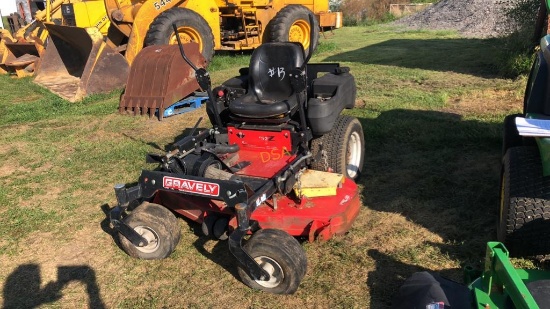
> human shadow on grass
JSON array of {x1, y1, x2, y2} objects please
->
[
  {"x1": 3, "y1": 264, "x2": 106, "y2": 309},
  {"x1": 323, "y1": 37, "x2": 503, "y2": 78},
  {"x1": 358, "y1": 108, "x2": 501, "y2": 263}
]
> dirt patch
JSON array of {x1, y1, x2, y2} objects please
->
[
  {"x1": 444, "y1": 88, "x2": 523, "y2": 114},
  {"x1": 123, "y1": 108, "x2": 208, "y2": 148},
  {"x1": 18, "y1": 184, "x2": 62, "y2": 208}
]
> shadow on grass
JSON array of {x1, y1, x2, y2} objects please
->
[
  {"x1": 366, "y1": 247, "x2": 471, "y2": 308},
  {"x1": 3, "y1": 264, "x2": 106, "y2": 308},
  {"x1": 101, "y1": 200, "x2": 241, "y2": 283},
  {"x1": 323, "y1": 38, "x2": 502, "y2": 78},
  {"x1": 181, "y1": 216, "x2": 241, "y2": 281},
  {"x1": 358, "y1": 108, "x2": 501, "y2": 264},
  {"x1": 192, "y1": 236, "x2": 241, "y2": 281},
  {"x1": 100, "y1": 203, "x2": 122, "y2": 249}
]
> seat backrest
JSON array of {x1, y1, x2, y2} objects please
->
[{"x1": 248, "y1": 42, "x2": 305, "y2": 102}]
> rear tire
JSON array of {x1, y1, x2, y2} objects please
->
[
  {"x1": 145, "y1": 8, "x2": 215, "y2": 63},
  {"x1": 499, "y1": 147, "x2": 550, "y2": 256},
  {"x1": 267, "y1": 5, "x2": 319, "y2": 57},
  {"x1": 310, "y1": 115, "x2": 365, "y2": 180},
  {"x1": 118, "y1": 202, "x2": 181, "y2": 260},
  {"x1": 237, "y1": 229, "x2": 307, "y2": 294}
]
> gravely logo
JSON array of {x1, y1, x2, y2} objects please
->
[{"x1": 163, "y1": 176, "x2": 220, "y2": 197}]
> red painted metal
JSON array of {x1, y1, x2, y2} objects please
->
[
  {"x1": 150, "y1": 126, "x2": 360, "y2": 242},
  {"x1": 153, "y1": 191, "x2": 230, "y2": 223},
  {"x1": 250, "y1": 179, "x2": 360, "y2": 241},
  {"x1": 227, "y1": 126, "x2": 296, "y2": 178},
  {"x1": 155, "y1": 177, "x2": 361, "y2": 242}
]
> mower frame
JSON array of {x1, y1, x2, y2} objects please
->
[{"x1": 109, "y1": 20, "x2": 363, "y2": 293}]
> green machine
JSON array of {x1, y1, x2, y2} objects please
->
[
  {"x1": 395, "y1": 2, "x2": 550, "y2": 306},
  {"x1": 469, "y1": 242, "x2": 550, "y2": 308},
  {"x1": 500, "y1": 0, "x2": 550, "y2": 258},
  {"x1": 393, "y1": 243, "x2": 550, "y2": 308}
]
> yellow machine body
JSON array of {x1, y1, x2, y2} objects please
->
[
  {"x1": 0, "y1": 0, "x2": 110, "y2": 77},
  {"x1": 103, "y1": 0, "x2": 338, "y2": 63},
  {"x1": 31, "y1": 0, "x2": 341, "y2": 103}
]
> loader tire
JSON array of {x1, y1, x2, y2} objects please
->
[
  {"x1": 145, "y1": 8, "x2": 215, "y2": 63},
  {"x1": 310, "y1": 115, "x2": 365, "y2": 181},
  {"x1": 119, "y1": 202, "x2": 181, "y2": 260},
  {"x1": 499, "y1": 147, "x2": 550, "y2": 257},
  {"x1": 267, "y1": 5, "x2": 319, "y2": 57}
]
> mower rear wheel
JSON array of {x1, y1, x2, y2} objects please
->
[
  {"x1": 310, "y1": 115, "x2": 365, "y2": 180},
  {"x1": 119, "y1": 202, "x2": 181, "y2": 260},
  {"x1": 144, "y1": 8, "x2": 215, "y2": 63},
  {"x1": 499, "y1": 147, "x2": 550, "y2": 256},
  {"x1": 237, "y1": 229, "x2": 307, "y2": 294}
]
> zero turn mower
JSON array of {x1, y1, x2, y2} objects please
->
[{"x1": 110, "y1": 19, "x2": 364, "y2": 294}]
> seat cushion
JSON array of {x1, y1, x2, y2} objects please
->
[
  {"x1": 228, "y1": 42, "x2": 305, "y2": 118},
  {"x1": 229, "y1": 92, "x2": 299, "y2": 118}
]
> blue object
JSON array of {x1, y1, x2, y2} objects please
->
[{"x1": 162, "y1": 96, "x2": 208, "y2": 118}]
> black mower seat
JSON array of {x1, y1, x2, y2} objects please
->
[{"x1": 229, "y1": 42, "x2": 305, "y2": 119}]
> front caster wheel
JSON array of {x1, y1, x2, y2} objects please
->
[
  {"x1": 237, "y1": 229, "x2": 307, "y2": 294},
  {"x1": 118, "y1": 202, "x2": 181, "y2": 260}
]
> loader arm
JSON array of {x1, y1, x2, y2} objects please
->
[{"x1": 10, "y1": 0, "x2": 64, "y2": 41}]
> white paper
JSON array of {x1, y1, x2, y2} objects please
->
[{"x1": 515, "y1": 117, "x2": 550, "y2": 136}]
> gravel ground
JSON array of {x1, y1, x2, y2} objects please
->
[{"x1": 394, "y1": 0, "x2": 523, "y2": 38}]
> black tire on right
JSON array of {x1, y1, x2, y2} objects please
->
[
  {"x1": 499, "y1": 146, "x2": 550, "y2": 256},
  {"x1": 266, "y1": 5, "x2": 319, "y2": 57},
  {"x1": 144, "y1": 8, "x2": 215, "y2": 63},
  {"x1": 310, "y1": 115, "x2": 365, "y2": 180}
]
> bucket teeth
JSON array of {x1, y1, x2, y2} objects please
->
[{"x1": 119, "y1": 44, "x2": 206, "y2": 120}]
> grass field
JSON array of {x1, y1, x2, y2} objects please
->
[{"x1": 0, "y1": 25, "x2": 529, "y2": 308}]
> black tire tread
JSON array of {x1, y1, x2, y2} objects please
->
[
  {"x1": 237, "y1": 229, "x2": 307, "y2": 294},
  {"x1": 118, "y1": 202, "x2": 181, "y2": 260},
  {"x1": 499, "y1": 147, "x2": 550, "y2": 256},
  {"x1": 267, "y1": 5, "x2": 319, "y2": 56},
  {"x1": 144, "y1": 8, "x2": 215, "y2": 63}
]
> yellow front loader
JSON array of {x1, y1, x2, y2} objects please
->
[
  {"x1": 34, "y1": 0, "x2": 342, "y2": 103},
  {"x1": 0, "y1": 0, "x2": 110, "y2": 78}
]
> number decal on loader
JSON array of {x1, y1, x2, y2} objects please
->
[{"x1": 153, "y1": 0, "x2": 171, "y2": 10}]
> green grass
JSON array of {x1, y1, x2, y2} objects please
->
[{"x1": 0, "y1": 25, "x2": 531, "y2": 308}]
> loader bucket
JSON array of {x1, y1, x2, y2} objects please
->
[
  {"x1": 2, "y1": 41, "x2": 40, "y2": 77},
  {"x1": 0, "y1": 34, "x2": 7, "y2": 74},
  {"x1": 34, "y1": 24, "x2": 129, "y2": 102},
  {"x1": 0, "y1": 30, "x2": 39, "y2": 76},
  {"x1": 119, "y1": 43, "x2": 206, "y2": 120}
]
